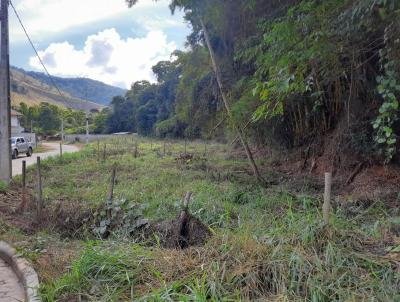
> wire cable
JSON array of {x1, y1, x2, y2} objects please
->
[{"x1": 9, "y1": 0, "x2": 69, "y2": 104}]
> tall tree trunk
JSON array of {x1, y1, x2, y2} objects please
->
[{"x1": 200, "y1": 18, "x2": 266, "y2": 186}]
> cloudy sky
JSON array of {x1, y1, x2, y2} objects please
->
[{"x1": 9, "y1": 0, "x2": 190, "y2": 88}]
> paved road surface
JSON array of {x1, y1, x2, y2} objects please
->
[
  {"x1": 0, "y1": 259, "x2": 25, "y2": 302},
  {"x1": 6, "y1": 143, "x2": 79, "y2": 300},
  {"x1": 12, "y1": 142, "x2": 80, "y2": 177}
]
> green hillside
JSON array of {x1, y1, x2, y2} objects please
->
[
  {"x1": 15, "y1": 67, "x2": 126, "y2": 106},
  {"x1": 10, "y1": 67, "x2": 104, "y2": 111}
]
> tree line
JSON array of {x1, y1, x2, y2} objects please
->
[
  {"x1": 15, "y1": 102, "x2": 108, "y2": 136},
  {"x1": 17, "y1": 0, "x2": 400, "y2": 166},
  {"x1": 121, "y1": 0, "x2": 400, "y2": 164}
]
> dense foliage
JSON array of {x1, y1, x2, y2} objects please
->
[
  {"x1": 15, "y1": 102, "x2": 96, "y2": 135},
  {"x1": 105, "y1": 56, "x2": 188, "y2": 137},
  {"x1": 120, "y1": 0, "x2": 400, "y2": 163}
]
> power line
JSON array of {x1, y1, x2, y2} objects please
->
[{"x1": 9, "y1": 0, "x2": 69, "y2": 104}]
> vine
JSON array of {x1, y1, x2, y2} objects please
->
[
  {"x1": 372, "y1": 22, "x2": 400, "y2": 163},
  {"x1": 373, "y1": 71, "x2": 399, "y2": 163}
]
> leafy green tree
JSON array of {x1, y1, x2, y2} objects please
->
[
  {"x1": 125, "y1": 0, "x2": 400, "y2": 163},
  {"x1": 92, "y1": 111, "x2": 108, "y2": 134},
  {"x1": 106, "y1": 96, "x2": 136, "y2": 133},
  {"x1": 136, "y1": 101, "x2": 158, "y2": 136},
  {"x1": 38, "y1": 103, "x2": 61, "y2": 134}
]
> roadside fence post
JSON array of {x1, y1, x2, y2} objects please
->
[
  {"x1": 103, "y1": 144, "x2": 107, "y2": 162},
  {"x1": 134, "y1": 142, "x2": 138, "y2": 158},
  {"x1": 97, "y1": 139, "x2": 100, "y2": 160},
  {"x1": 323, "y1": 172, "x2": 332, "y2": 225},
  {"x1": 106, "y1": 164, "x2": 117, "y2": 219},
  {"x1": 18, "y1": 160, "x2": 27, "y2": 213},
  {"x1": 163, "y1": 139, "x2": 166, "y2": 157},
  {"x1": 107, "y1": 164, "x2": 116, "y2": 202},
  {"x1": 36, "y1": 157, "x2": 43, "y2": 222}
]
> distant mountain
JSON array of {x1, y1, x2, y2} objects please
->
[
  {"x1": 12, "y1": 67, "x2": 127, "y2": 106},
  {"x1": 10, "y1": 67, "x2": 103, "y2": 111}
]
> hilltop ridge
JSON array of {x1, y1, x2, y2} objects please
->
[
  {"x1": 10, "y1": 67, "x2": 103, "y2": 111},
  {"x1": 19, "y1": 67, "x2": 126, "y2": 106},
  {"x1": 10, "y1": 67, "x2": 126, "y2": 111}
]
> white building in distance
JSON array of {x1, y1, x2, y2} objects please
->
[{"x1": 11, "y1": 109, "x2": 24, "y2": 134}]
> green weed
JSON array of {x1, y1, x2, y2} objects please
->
[
  {"x1": 0, "y1": 180, "x2": 8, "y2": 193},
  {"x1": 19, "y1": 137, "x2": 398, "y2": 301}
]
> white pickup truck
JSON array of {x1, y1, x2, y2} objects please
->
[{"x1": 11, "y1": 136, "x2": 33, "y2": 159}]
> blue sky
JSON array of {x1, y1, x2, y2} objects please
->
[{"x1": 9, "y1": 0, "x2": 190, "y2": 88}]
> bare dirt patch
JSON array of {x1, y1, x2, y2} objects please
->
[{"x1": 156, "y1": 214, "x2": 212, "y2": 249}]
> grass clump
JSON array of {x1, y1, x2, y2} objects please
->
[
  {"x1": 0, "y1": 180, "x2": 8, "y2": 193},
  {"x1": 12, "y1": 137, "x2": 399, "y2": 301},
  {"x1": 41, "y1": 231, "x2": 399, "y2": 301}
]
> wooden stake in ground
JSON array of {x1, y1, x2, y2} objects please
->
[
  {"x1": 107, "y1": 164, "x2": 117, "y2": 202},
  {"x1": 323, "y1": 172, "x2": 332, "y2": 225},
  {"x1": 59, "y1": 142, "x2": 63, "y2": 160},
  {"x1": 177, "y1": 192, "x2": 192, "y2": 249},
  {"x1": 97, "y1": 139, "x2": 100, "y2": 161},
  {"x1": 103, "y1": 144, "x2": 107, "y2": 162},
  {"x1": 18, "y1": 160, "x2": 27, "y2": 213},
  {"x1": 163, "y1": 139, "x2": 166, "y2": 156},
  {"x1": 36, "y1": 157, "x2": 43, "y2": 221},
  {"x1": 200, "y1": 18, "x2": 265, "y2": 186},
  {"x1": 106, "y1": 164, "x2": 117, "y2": 219},
  {"x1": 134, "y1": 142, "x2": 138, "y2": 158},
  {"x1": 182, "y1": 192, "x2": 192, "y2": 212}
]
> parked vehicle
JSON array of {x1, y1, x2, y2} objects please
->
[{"x1": 10, "y1": 137, "x2": 33, "y2": 159}]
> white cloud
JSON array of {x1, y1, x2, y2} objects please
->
[
  {"x1": 10, "y1": 0, "x2": 173, "y2": 41},
  {"x1": 134, "y1": 13, "x2": 188, "y2": 32},
  {"x1": 29, "y1": 28, "x2": 177, "y2": 89}
]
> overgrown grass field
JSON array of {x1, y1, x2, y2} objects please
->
[{"x1": 2, "y1": 138, "x2": 400, "y2": 301}]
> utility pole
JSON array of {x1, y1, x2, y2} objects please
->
[{"x1": 0, "y1": 0, "x2": 11, "y2": 184}]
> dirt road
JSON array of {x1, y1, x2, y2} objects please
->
[{"x1": 12, "y1": 142, "x2": 80, "y2": 177}]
